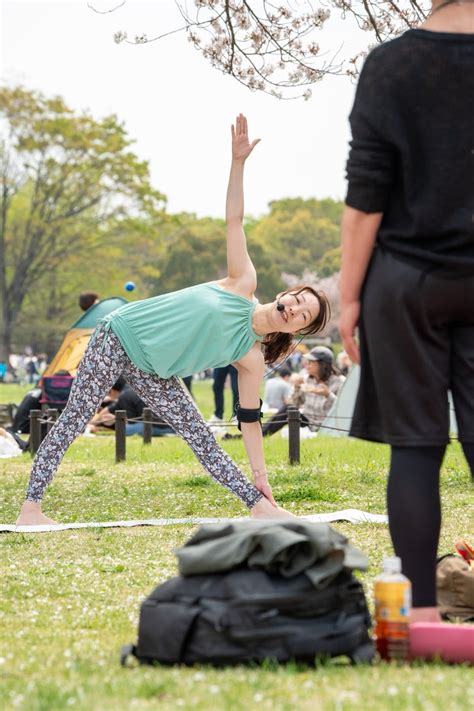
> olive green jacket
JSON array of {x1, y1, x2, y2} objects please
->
[{"x1": 177, "y1": 520, "x2": 368, "y2": 588}]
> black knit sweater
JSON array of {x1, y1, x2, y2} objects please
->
[{"x1": 345, "y1": 29, "x2": 474, "y2": 274}]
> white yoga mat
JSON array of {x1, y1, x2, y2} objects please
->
[{"x1": 1, "y1": 509, "x2": 387, "y2": 533}]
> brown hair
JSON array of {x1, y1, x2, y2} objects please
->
[
  {"x1": 262, "y1": 285, "x2": 331, "y2": 364},
  {"x1": 316, "y1": 360, "x2": 338, "y2": 383},
  {"x1": 79, "y1": 291, "x2": 99, "y2": 311}
]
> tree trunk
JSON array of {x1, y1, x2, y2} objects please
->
[{"x1": 0, "y1": 306, "x2": 12, "y2": 363}]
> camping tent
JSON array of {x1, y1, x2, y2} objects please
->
[
  {"x1": 43, "y1": 297, "x2": 128, "y2": 377},
  {"x1": 320, "y1": 365, "x2": 458, "y2": 437}
]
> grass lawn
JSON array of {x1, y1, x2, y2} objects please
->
[{"x1": 1, "y1": 382, "x2": 472, "y2": 710}]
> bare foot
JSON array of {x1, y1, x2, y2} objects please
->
[
  {"x1": 250, "y1": 497, "x2": 298, "y2": 520},
  {"x1": 16, "y1": 501, "x2": 58, "y2": 526},
  {"x1": 409, "y1": 606, "x2": 442, "y2": 624}
]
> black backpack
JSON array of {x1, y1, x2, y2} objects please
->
[{"x1": 122, "y1": 568, "x2": 374, "y2": 667}]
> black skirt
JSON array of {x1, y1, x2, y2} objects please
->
[{"x1": 350, "y1": 248, "x2": 474, "y2": 446}]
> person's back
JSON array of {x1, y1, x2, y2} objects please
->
[
  {"x1": 263, "y1": 367, "x2": 292, "y2": 411},
  {"x1": 340, "y1": 1, "x2": 474, "y2": 625},
  {"x1": 347, "y1": 25, "x2": 473, "y2": 273},
  {"x1": 108, "y1": 385, "x2": 174, "y2": 436},
  {"x1": 108, "y1": 384, "x2": 148, "y2": 420}
]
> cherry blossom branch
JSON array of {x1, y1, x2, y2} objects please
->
[{"x1": 92, "y1": 0, "x2": 430, "y2": 99}]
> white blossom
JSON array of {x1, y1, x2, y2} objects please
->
[
  {"x1": 134, "y1": 33, "x2": 148, "y2": 44},
  {"x1": 113, "y1": 30, "x2": 127, "y2": 44},
  {"x1": 110, "y1": 1, "x2": 430, "y2": 100}
]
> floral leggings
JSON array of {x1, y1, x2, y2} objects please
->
[{"x1": 25, "y1": 326, "x2": 263, "y2": 508}]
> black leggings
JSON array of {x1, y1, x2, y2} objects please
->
[{"x1": 387, "y1": 444, "x2": 474, "y2": 607}]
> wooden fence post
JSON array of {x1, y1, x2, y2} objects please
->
[
  {"x1": 142, "y1": 407, "x2": 152, "y2": 445},
  {"x1": 46, "y1": 408, "x2": 58, "y2": 434},
  {"x1": 115, "y1": 410, "x2": 127, "y2": 462},
  {"x1": 287, "y1": 405, "x2": 301, "y2": 465},
  {"x1": 29, "y1": 410, "x2": 43, "y2": 455}
]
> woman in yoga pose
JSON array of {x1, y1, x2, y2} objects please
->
[{"x1": 17, "y1": 114, "x2": 329, "y2": 526}]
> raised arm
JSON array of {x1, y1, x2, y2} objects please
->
[{"x1": 225, "y1": 114, "x2": 260, "y2": 289}]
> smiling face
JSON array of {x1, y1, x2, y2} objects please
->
[{"x1": 272, "y1": 288, "x2": 321, "y2": 334}]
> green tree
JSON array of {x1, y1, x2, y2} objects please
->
[
  {"x1": 0, "y1": 86, "x2": 165, "y2": 360},
  {"x1": 153, "y1": 216, "x2": 227, "y2": 295},
  {"x1": 12, "y1": 213, "x2": 172, "y2": 357},
  {"x1": 317, "y1": 245, "x2": 341, "y2": 277},
  {"x1": 250, "y1": 240, "x2": 284, "y2": 304},
  {"x1": 152, "y1": 213, "x2": 283, "y2": 303},
  {"x1": 248, "y1": 197, "x2": 342, "y2": 278}
]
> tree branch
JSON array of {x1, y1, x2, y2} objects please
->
[{"x1": 107, "y1": 0, "x2": 430, "y2": 98}]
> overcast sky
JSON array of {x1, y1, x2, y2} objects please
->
[{"x1": 1, "y1": 1, "x2": 372, "y2": 218}]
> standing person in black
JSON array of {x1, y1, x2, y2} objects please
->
[
  {"x1": 210, "y1": 365, "x2": 239, "y2": 425},
  {"x1": 340, "y1": 1, "x2": 474, "y2": 624}
]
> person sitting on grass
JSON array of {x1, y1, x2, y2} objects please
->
[
  {"x1": 262, "y1": 347, "x2": 344, "y2": 437},
  {"x1": 16, "y1": 114, "x2": 330, "y2": 526},
  {"x1": 7, "y1": 369, "x2": 72, "y2": 437},
  {"x1": 262, "y1": 365, "x2": 292, "y2": 412},
  {"x1": 89, "y1": 376, "x2": 174, "y2": 437}
]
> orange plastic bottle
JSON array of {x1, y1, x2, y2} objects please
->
[{"x1": 374, "y1": 557, "x2": 412, "y2": 661}]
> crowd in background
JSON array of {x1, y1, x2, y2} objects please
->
[
  {"x1": 3, "y1": 343, "x2": 351, "y2": 449},
  {"x1": 0, "y1": 351, "x2": 48, "y2": 385}
]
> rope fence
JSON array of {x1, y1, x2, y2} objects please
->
[
  {"x1": 28, "y1": 403, "x2": 459, "y2": 466},
  {"x1": 28, "y1": 405, "x2": 307, "y2": 463}
]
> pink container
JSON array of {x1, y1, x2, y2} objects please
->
[{"x1": 409, "y1": 622, "x2": 474, "y2": 664}]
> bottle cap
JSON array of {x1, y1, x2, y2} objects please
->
[{"x1": 383, "y1": 556, "x2": 402, "y2": 574}]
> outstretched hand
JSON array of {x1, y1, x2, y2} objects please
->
[
  {"x1": 231, "y1": 113, "x2": 260, "y2": 162},
  {"x1": 253, "y1": 472, "x2": 277, "y2": 507}
]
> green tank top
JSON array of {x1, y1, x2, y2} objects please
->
[{"x1": 102, "y1": 283, "x2": 264, "y2": 378}]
